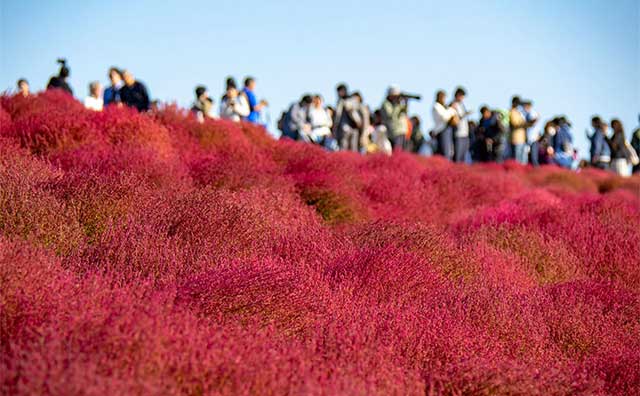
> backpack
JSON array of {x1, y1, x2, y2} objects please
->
[{"x1": 277, "y1": 111, "x2": 287, "y2": 132}]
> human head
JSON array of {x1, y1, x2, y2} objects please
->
[
  {"x1": 351, "y1": 91, "x2": 362, "y2": 103},
  {"x1": 373, "y1": 109, "x2": 383, "y2": 124},
  {"x1": 225, "y1": 77, "x2": 237, "y2": 90},
  {"x1": 336, "y1": 83, "x2": 348, "y2": 99},
  {"x1": 57, "y1": 58, "x2": 70, "y2": 79},
  {"x1": 388, "y1": 85, "x2": 401, "y2": 101},
  {"x1": 480, "y1": 105, "x2": 491, "y2": 119},
  {"x1": 195, "y1": 85, "x2": 207, "y2": 100},
  {"x1": 108, "y1": 67, "x2": 122, "y2": 85},
  {"x1": 591, "y1": 116, "x2": 603, "y2": 129},
  {"x1": 410, "y1": 115, "x2": 421, "y2": 128},
  {"x1": 312, "y1": 94, "x2": 323, "y2": 107},
  {"x1": 244, "y1": 77, "x2": 255, "y2": 90},
  {"x1": 17, "y1": 78, "x2": 29, "y2": 96},
  {"x1": 435, "y1": 90, "x2": 446, "y2": 105},
  {"x1": 454, "y1": 87, "x2": 466, "y2": 102},
  {"x1": 511, "y1": 96, "x2": 521, "y2": 108},
  {"x1": 226, "y1": 86, "x2": 238, "y2": 99},
  {"x1": 122, "y1": 70, "x2": 135, "y2": 86},
  {"x1": 300, "y1": 94, "x2": 313, "y2": 107},
  {"x1": 545, "y1": 121, "x2": 557, "y2": 136},
  {"x1": 610, "y1": 119, "x2": 624, "y2": 135},
  {"x1": 89, "y1": 81, "x2": 102, "y2": 98},
  {"x1": 522, "y1": 100, "x2": 532, "y2": 112}
]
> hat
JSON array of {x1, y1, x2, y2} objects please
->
[{"x1": 388, "y1": 85, "x2": 401, "y2": 96}]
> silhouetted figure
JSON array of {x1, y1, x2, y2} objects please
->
[
  {"x1": 47, "y1": 58, "x2": 73, "y2": 95},
  {"x1": 631, "y1": 115, "x2": 640, "y2": 174},
  {"x1": 119, "y1": 70, "x2": 150, "y2": 112}
]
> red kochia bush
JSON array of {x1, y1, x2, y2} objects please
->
[{"x1": 1, "y1": 92, "x2": 639, "y2": 395}]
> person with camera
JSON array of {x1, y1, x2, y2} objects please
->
[
  {"x1": 450, "y1": 87, "x2": 473, "y2": 163},
  {"x1": 431, "y1": 90, "x2": 457, "y2": 160},
  {"x1": 219, "y1": 84, "x2": 250, "y2": 122},
  {"x1": 281, "y1": 95, "x2": 313, "y2": 141},
  {"x1": 381, "y1": 86, "x2": 410, "y2": 151},
  {"x1": 191, "y1": 85, "x2": 215, "y2": 121},
  {"x1": 241, "y1": 77, "x2": 268, "y2": 124},
  {"x1": 47, "y1": 58, "x2": 73, "y2": 95}
]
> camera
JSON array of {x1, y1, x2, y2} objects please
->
[{"x1": 400, "y1": 93, "x2": 421, "y2": 101}]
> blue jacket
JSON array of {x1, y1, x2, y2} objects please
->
[
  {"x1": 553, "y1": 124, "x2": 573, "y2": 154},
  {"x1": 103, "y1": 85, "x2": 121, "y2": 106},
  {"x1": 589, "y1": 129, "x2": 611, "y2": 163},
  {"x1": 242, "y1": 87, "x2": 260, "y2": 123}
]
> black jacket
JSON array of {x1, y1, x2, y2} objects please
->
[
  {"x1": 120, "y1": 81, "x2": 150, "y2": 112},
  {"x1": 47, "y1": 77, "x2": 73, "y2": 95}
]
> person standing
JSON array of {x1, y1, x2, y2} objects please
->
[
  {"x1": 191, "y1": 85, "x2": 215, "y2": 121},
  {"x1": 282, "y1": 95, "x2": 313, "y2": 141},
  {"x1": 606, "y1": 119, "x2": 631, "y2": 177},
  {"x1": 119, "y1": 70, "x2": 150, "y2": 112},
  {"x1": 83, "y1": 81, "x2": 103, "y2": 111},
  {"x1": 347, "y1": 91, "x2": 370, "y2": 152},
  {"x1": 381, "y1": 86, "x2": 409, "y2": 151},
  {"x1": 475, "y1": 106, "x2": 505, "y2": 162},
  {"x1": 46, "y1": 58, "x2": 73, "y2": 95},
  {"x1": 16, "y1": 79, "x2": 30, "y2": 97},
  {"x1": 332, "y1": 83, "x2": 357, "y2": 151},
  {"x1": 431, "y1": 90, "x2": 456, "y2": 159},
  {"x1": 242, "y1": 77, "x2": 267, "y2": 124},
  {"x1": 103, "y1": 67, "x2": 124, "y2": 106},
  {"x1": 631, "y1": 115, "x2": 640, "y2": 174},
  {"x1": 219, "y1": 85, "x2": 250, "y2": 122},
  {"x1": 308, "y1": 95, "x2": 333, "y2": 145},
  {"x1": 450, "y1": 87, "x2": 472, "y2": 163},
  {"x1": 509, "y1": 96, "x2": 528, "y2": 164},
  {"x1": 552, "y1": 117, "x2": 575, "y2": 169},
  {"x1": 588, "y1": 116, "x2": 611, "y2": 170}
]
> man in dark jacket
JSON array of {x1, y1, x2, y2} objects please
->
[
  {"x1": 120, "y1": 70, "x2": 150, "y2": 112},
  {"x1": 47, "y1": 59, "x2": 73, "y2": 95}
]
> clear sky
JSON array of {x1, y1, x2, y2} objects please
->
[{"x1": 1, "y1": 0, "x2": 639, "y2": 158}]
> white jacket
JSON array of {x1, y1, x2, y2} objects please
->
[
  {"x1": 220, "y1": 94, "x2": 250, "y2": 122},
  {"x1": 431, "y1": 102, "x2": 456, "y2": 135}
]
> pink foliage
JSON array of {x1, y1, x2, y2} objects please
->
[{"x1": 1, "y1": 93, "x2": 639, "y2": 395}]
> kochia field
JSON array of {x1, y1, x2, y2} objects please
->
[{"x1": 1, "y1": 91, "x2": 639, "y2": 396}]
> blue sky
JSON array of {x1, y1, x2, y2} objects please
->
[{"x1": 1, "y1": 0, "x2": 639, "y2": 158}]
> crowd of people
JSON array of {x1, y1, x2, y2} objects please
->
[{"x1": 12, "y1": 59, "x2": 640, "y2": 177}]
